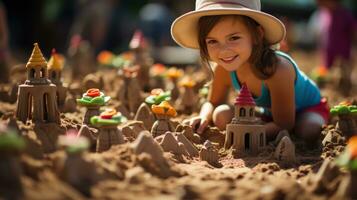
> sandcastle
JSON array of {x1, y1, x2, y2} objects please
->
[
  {"x1": 151, "y1": 101, "x2": 176, "y2": 138},
  {"x1": 57, "y1": 134, "x2": 99, "y2": 196},
  {"x1": 176, "y1": 77, "x2": 198, "y2": 114},
  {"x1": 157, "y1": 131, "x2": 199, "y2": 157},
  {"x1": 90, "y1": 108, "x2": 126, "y2": 152},
  {"x1": 199, "y1": 140, "x2": 219, "y2": 165},
  {"x1": 166, "y1": 67, "x2": 183, "y2": 102},
  {"x1": 77, "y1": 88, "x2": 110, "y2": 126},
  {"x1": 135, "y1": 88, "x2": 171, "y2": 130},
  {"x1": 330, "y1": 101, "x2": 357, "y2": 139},
  {"x1": 150, "y1": 63, "x2": 166, "y2": 89},
  {"x1": 47, "y1": 49, "x2": 67, "y2": 108},
  {"x1": 129, "y1": 30, "x2": 152, "y2": 91},
  {"x1": 117, "y1": 66, "x2": 143, "y2": 115},
  {"x1": 224, "y1": 83, "x2": 266, "y2": 156},
  {"x1": 16, "y1": 43, "x2": 60, "y2": 124},
  {"x1": 68, "y1": 35, "x2": 96, "y2": 79}
]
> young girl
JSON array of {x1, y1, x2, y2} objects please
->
[{"x1": 171, "y1": 0, "x2": 329, "y2": 144}]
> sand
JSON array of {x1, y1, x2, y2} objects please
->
[{"x1": 0, "y1": 50, "x2": 356, "y2": 200}]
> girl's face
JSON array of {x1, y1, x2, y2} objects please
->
[{"x1": 205, "y1": 17, "x2": 254, "y2": 71}]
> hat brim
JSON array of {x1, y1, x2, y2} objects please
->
[{"x1": 171, "y1": 8, "x2": 286, "y2": 49}]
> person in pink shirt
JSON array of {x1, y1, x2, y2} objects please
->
[{"x1": 315, "y1": 0, "x2": 357, "y2": 95}]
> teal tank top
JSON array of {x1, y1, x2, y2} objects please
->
[{"x1": 230, "y1": 51, "x2": 321, "y2": 114}]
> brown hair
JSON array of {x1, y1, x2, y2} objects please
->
[{"x1": 198, "y1": 15, "x2": 278, "y2": 80}]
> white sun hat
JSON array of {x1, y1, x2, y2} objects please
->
[{"x1": 171, "y1": 0, "x2": 286, "y2": 49}]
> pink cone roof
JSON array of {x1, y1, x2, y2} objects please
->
[
  {"x1": 235, "y1": 83, "x2": 255, "y2": 106},
  {"x1": 129, "y1": 30, "x2": 147, "y2": 49}
]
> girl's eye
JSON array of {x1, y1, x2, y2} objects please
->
[
  {"x1": 229, "y1": 36, "x2": 240, "y2": 41},
  {"x1": 206, "y1": 39, "x2": 217, "y2": 45}
]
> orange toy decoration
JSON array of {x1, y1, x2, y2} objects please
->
[
  {"x1": 336, "y1": 135, "x2": 357, "y2": 169},
  {"x1": 166, "y1": 67, "x2": 183, "y2": 79},
  {"x1": 151, "y1": 63, "x2": 166, "y2": 77},
  {"x1": 179, "y1": 78, "x2": 196, "y2": 88},
  {"x1": 151, "y1": 101, "x2": 177, "y2": 117},
  {"x1": 348, "y1": 136, "x2": 357, "y2": 159},
  {"x1": 97, "y1": 50, "x2": 114, "y2": 65}
]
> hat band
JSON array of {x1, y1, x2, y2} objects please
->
[{"x1": 198, "y1": 1, "x2": 245, "y2": 10}]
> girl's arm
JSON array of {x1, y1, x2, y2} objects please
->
[
  {"x1": 192, "y1": 65, "x2": 230, "y2": 133},
  {"x1": 265, "y1": 57, "x2": 296, "y2": 136},
  {"x1": 207, "y1": 64, "x2": 231, "y2": 107}
]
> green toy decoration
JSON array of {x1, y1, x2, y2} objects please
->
[
  {"x1": 145, "y1": 88, "x2": 171, "y2": 106},
  {"x1": 0, "y1": 130, "x2": 25, "y2": 152},
  {"x1": 89, "y1": 108, "x2": 126, "y2": 152},
  {"x1": 330, "y1": 101, "x2": 357, "y2": 139},
  {"x1": 77, "y1": 88, "x2": 110, "y2": 107},
  {"x1": 90, "y1": 108, "x2": 127, "y2": 127}
]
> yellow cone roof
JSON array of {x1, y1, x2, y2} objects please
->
[
  {"x1": 26, "y1": 43, "x2": 47, "y2": 68},
  {"x1": 48, "y1": 50, "x2": 63, "y2": 71}
]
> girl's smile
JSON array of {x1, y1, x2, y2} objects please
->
[{"x1": 206, "y1": 17, "x2": 254, "y2": 71}]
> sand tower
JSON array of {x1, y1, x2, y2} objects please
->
[
  {"x1": 151, "y1": 101, "x2": 176, "y2": 138},
  {"x1": 224, "y1": 83, "x2": 266, "y2": 156},
  {"x1": 16, "y1": 43, "x2": 60, "y2": 124},
  {"x1": 90, "y1": 108, "x2": 126, "y2": 152},
  {"x1": 48, "y1": 49, "x2": 67, "y2": 107},
  {"x1": 129, "y1": 30, "x2": 152, "y2": 91}
]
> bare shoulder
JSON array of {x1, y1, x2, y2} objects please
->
[{"x1": 266, "y1": 55, "x2": 295, "y2": 86}]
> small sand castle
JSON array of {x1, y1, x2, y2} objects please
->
[
  {"x1": 47, "y1": 49, "x2": 67, "y2": 107},
  {"x1": 224, "y1": 83, "x2": 266, "y2": 156},
  {"x1": 273, "y1": 130, "x2": 296, "y2": 165},
  {"x1": 330, "y1": 101, "x2": 357, "y2": 139},
  {"x1": 151, "y1": 101, "x2": 176, "y2": 137},
  {"x1": 117, "y1": 65, "x2": 143, "y2": 116},
  {"x1": 135, "y1": 88, "x2": 171, "y2": 130},
  {"x1": 68, "y1": 35, "x2": 96, "y2": 79},
  {"x1": 16, "y1": 43, "x2": 60, "y2": 124},
  {"x1": 176, "y1": 77, "x2": 198, "y2": 114},
  {"x1": 166, "y1": 67, "x2": 183, "y2": 102},
  {"x1": 150, "y1": 63, "x2": 167, "y2": 89},
  {"x1": 157, "y1": 131, "x2": 199, "y2": 157},
  {"x1": 129, "y1": 30, "x2": 152, "y2": 91},
  {"x1": 131, "y1": 131, "x2": 183, "y2": 178},
  {"x1": 57, "y1": 134, "x2": 99, "y2": 196},
  {"x1": 199, "y1": 140, "x2": 219, "y2": 165},
  {"x1": 90, "y1": 108, "x2": 126, "y2": 152},
  {"x1": 77, "y1": 88, "x2": 110, "y2": 126}
]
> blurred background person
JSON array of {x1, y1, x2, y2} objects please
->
[{"x1": 312, "y1": 0, "x2": 357, "y2": 95}]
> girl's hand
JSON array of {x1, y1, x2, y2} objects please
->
[{"x1": 183, "y1": 116, "x2": 209, "y2": 134}]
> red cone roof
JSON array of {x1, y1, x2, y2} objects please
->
[{"x1": 235, "y1": 83, "x2": 255, "y2": 106}]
